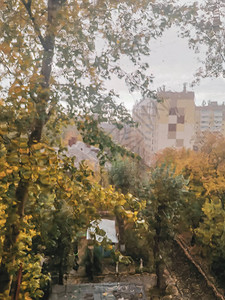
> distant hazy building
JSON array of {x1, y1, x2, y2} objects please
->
[
  {"x1": 195, "y1": 101, "x2": 225, "y2": 134},
  {"x1": 156, "y1": 85, "x2": 196, "y2": 151},
  {"x1": 101, "y1": 99, "x2": 158, "y2": 164},
  {"x1": 103, "y1": 87, "x2": 225, "y2": 166},
  {"x1": 132, "y1": 97, "x2": 158, "y2": 163},
  {"x1": 130, "y1": 85, "x2": 196, "y2": 164},
  {"x1": 100, "y1": 123, "x2": 137, "y2": 156},
  {"x1": 193, "y1": 101, "x2": 225, "y2": 150},
  {"x1": 102, "y1": 85, "x2": 196, "y2": 165}
]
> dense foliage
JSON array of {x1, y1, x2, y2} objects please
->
[
  {"x1": 1, "y1": 0, "x2": 224, "y2": 298},
  {"x1": 156, "y1": 133, "x2": 225, "y2": 288},
  {"x1": 0, "y1": 0, "x2": 175, "y2": 297}
]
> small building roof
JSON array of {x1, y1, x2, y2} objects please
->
[{"x1": 86, "y1": 219, "x2": 118, "y2": 244}]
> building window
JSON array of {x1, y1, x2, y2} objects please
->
[
  {"x1": 200, "y1": 126, "x2": 209, "y2": 131},
  {"x1": 168, "y1": 124, "x2": 176, "y2": 131},
  {"x1": 201, "y1": 111, "x2": 210, "y2": 115},
  {"x1": 169, "y1": 107, "x2": 177, "y2": 115},
  {"x1": 177, "y1": 115, "x2": 184, "y2": 124},
  {"x1": 214, "y1": 111, "x2": 223, "y2": 116}
]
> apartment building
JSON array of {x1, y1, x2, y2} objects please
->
[
  {"x1": 156, "y1": 86, "x2": 196, "y2": 151},
  {"x1": 102, "y1": 86, "x2": 196, "y2": 165},
  {"x1": 195, "y1": 101, "x2": 225, "y2": 134},
  {"x1": 131, "y1": 97, "x2": 158, "y2": 163},
  {"x1": 129, "y1": 86, "x2": 196, "y2": 162},
  {"x1": 102, "y1": 87, "x2": 225, "y2": 165}
]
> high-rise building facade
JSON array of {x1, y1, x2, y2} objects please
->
[
  {"x1": 195, "y1": 101, "x2": 225, "y2": 134},
  {"x1": 156, "y1": 86, "x2": 196, "y2": 151},
  {"x1": 102, "y1": 87, "x2": 225, "y2": 165},
  {"x1": 130, "y1": 86, "x2": 196, "y2": 163}
]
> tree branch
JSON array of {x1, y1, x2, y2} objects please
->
[
  {"x1": 0, "y1": 57, "x2": 14, "y2": 76},
  {"x1": 20, "y1": 0, "x2": 47, "y2": 50}
]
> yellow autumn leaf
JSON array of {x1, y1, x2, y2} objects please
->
[{"x1": 0, "y1": 171, "x2": 6, "y2": 179}]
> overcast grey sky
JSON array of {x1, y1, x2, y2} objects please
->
[{"x1": 114, "y1": 25, "x2": 225, "y2": 111}]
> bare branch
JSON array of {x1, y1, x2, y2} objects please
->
[
  {"x1": 0, "y1": 57, "x2": 14, "y2": 76},
  {"x1": 220, "y1": 52, "x2": 225, "y2": 63}
]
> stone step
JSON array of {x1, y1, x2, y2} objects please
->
[{"x1": 49, "y1": 282, "x2": 146, "y2": 300}]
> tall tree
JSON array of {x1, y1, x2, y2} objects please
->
[
  {"x1": 0, "y1": 0, "x2": 177, "y2": 295},
  {"x1": 155, "y1": 148, "x2": 209, "y2": 230},
  {"x1": 146, "y1": 164, "x2": 188, "y2": 289}
]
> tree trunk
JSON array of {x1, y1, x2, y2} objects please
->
[
  {"x1": 0, "y1": 0, "x2": 62, "y2": 293},
  {"x1": 57, "y1": 236, "x2": 64, "y2": 285},
  {"x1": 153, "y1": 217, "x2": 161, "y2": 289},
  {"x1": 12, "y1": 264, "x2": 23, "y2": 300},
  {"x1": 116, "y1": 214, "x2": 126, "y2": 253},
  {"x1": 58, "y1": 257, "x2": 64, "y2": 285},
  {"x1": 153, "y1": 206, "x2": 165, "y2": 290},
  {"x1": 0, "y1": 182, "x2": 29, "y2": 293}
]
